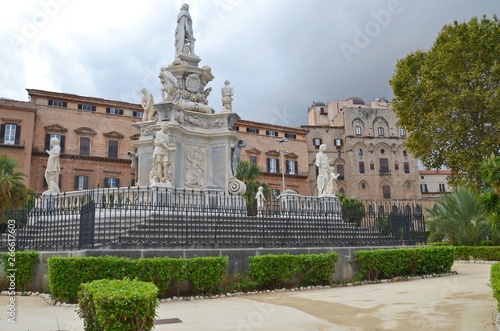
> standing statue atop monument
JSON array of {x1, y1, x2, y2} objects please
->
[
  {"x1": 315, "y1": 144, "x2": 338, "y2": 196},
  {"x1": 151, "y1": 123, "x2": 174, "y2": 185},
  {"x1": 221, "y1": 80, "x2": 234, "y2": 112},
  {"x1": 175, "y1": 3, "x2": 196, "y2": 57},
  {"x1": 44, "y1": 136, "x2": 61, "y2": 194},
  {"x1": 140, "y1": 88, "x2": 156, "y2": 121}
]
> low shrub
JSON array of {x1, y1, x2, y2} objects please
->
[
  {"x1": 490, "y1": 263, "x2": 500, "y2": 311},
  {"x1": 2, "y1": 251, "x2": 40, "y2": 291},
  {"x1": 78, "y1": 278, "x2": 158, "y2": 331},
  {"x1": 355, "y1": 246, "x2": 455, "y2": 281}
]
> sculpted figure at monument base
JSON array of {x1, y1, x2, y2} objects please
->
[
  {"x1": 315, "y1": 144, "x2": 339, "y2": 197},
  {"x1": 43, "y1": 137, "x2": 61, "y2": 195}
]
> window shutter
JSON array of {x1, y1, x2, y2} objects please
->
[
  {"x1": 106, "y1": 108, "x2": 110, "y2": 114},
  {"x1": 74, "y1": 176, "x2": 79, "y2": 190},
  {"x1": 104, "y1": 178, "x2": 109, "y2": 188},
  {"x1": 92, "y1": 105, "x2": 96, "y2": 112},
  {"x1": 267, "y1": 158, "x2": 270, "y2": 172},
  {"x1": 15, "y1": 125, "x2": 21, "y2": 145},
  {"x1": 0, "y1": 124, "x2": 5, "y2": 143},
  {"x1": 44, "y1": 134, "x2": 51, "y2": 151},
  {"x1": 78, "y1": 104, "x2": 82, "y2": 110},
  {"x1": 276, "y1": 158, "x2": 280, "y2": 174},
  {"x1": 60, "y1": 135, "x2": 66, "y2": 154},
  {"x1": 63, "y1": 101, "x2": 67, "y2": 107},
  {"x1": 48, "y1": 100, "x2": 53, "y2": 106},
  {"x1": 116, "y1": 179, "x2": 120, "y2": 188},
  {"x1": 294, "y1": 160, "x2": 298, "y2": 174},
  {"x1": 286, "y1": 160, "x2": 290, "y2": 174}
]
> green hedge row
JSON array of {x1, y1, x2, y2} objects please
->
[
  {"x1": 453, "y1": 246, "x2": 500, "y2": 260},
  {"x1": 491, "y1": 263, "x2": 500, "y2": 311},
  {"x1": 48, "y1": 256, "x2": 227, "y2": 303},
  {"x1": 1, "y1": 251, "x2": 40, "y2": 292},
  {"x1": 78, "y1": 279, "x2": 158, "y2": 331},
  {"x1": 248, "y1": 253, "x2": 339, "y2": 289},
  {"x1": 355, "y1": 246, "x2": 455, "y2": 280}
]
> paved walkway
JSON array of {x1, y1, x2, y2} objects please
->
[{"x1": 0, "y1": 262, "x2": 497, "y2": 331}]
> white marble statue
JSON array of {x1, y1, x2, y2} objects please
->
[
  {"x1": 221, "y1": 80, "x2": 234, "y2": 112},
  {"x1": 174, "y1": 3, "x2": 196, "y2": 57},
  {"x1": 315, "y1": 144, "x2": 337, "y2": 196},
  {"x1": 151, "y1": 124, "x2": 174, "y2": 185},
  {"x1": 159, "y1": 67, "x2": 178, "y2": 102},
  {"x1": 44, "y1": 137, "x2": 61, "y2": 194},
  {"x1": 231, "y1": 139, "x2": 246, "y2": 176},
  {"x1": 185, "y1": 147, "x2": 206, "y2": 188},
  {"x1": 255, "y1": 186, "x2": 266, "y2": 217},
  {"x1": 140, "y1": 88, "x2": 156, "y2": 121}
]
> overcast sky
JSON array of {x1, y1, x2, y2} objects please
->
[{"x1": 0, "y1": 0, "x2": 498, "y2": 127}]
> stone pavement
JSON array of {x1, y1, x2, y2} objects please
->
[{"x1": 0, "y1": 262, "x2": 497, "y2": 331}]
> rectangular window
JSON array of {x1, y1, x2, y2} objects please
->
[
  {"x1": 105, "y1": 177, "x2": 120, "y2": 188},
  {"x1": 232, "y1": 125, "x2": 239, "y2": 131},
  {"x1": 284, "y1": 133, "x2": 296, "y2": 139},
  {"x1": 379, "y1": 158, "x2": 389, "y2": 174},
  {"x1": 400, "y1": 128, "x2": 407, "y2": 137},
  {"x1": 355, "y1": 126, "x2": 362, "y2": 135},
  {"x1": 403, "y1": 162, "x2": 410, "y2": 174},
  {"x1": 266, "y1": 130, "x2": 278, "y2": 137},
  {"x1": 313, "y1": 138, "x2": 322, "y2": 149},
  {"x1": 370, "y1": 163, "x2": 374, "y2": 171},
  {"x1": 439, "y1": 183, "x2": 446, "y2": 192},
  {"x1": 319, "y1": 107, "x2": 327, "y2": 115},
  {"x1": 74, "y1": 176, "x2": 89, "y2": 191},
  {"x1": 420, "y1": 184, "x2": 428, "y2": 193},
  {"x1": 246, "y1": 127, "x2": 259, "y2": 134},
  {"x1": 108, "y1": 140, "x2": 118, "y2": 158},
  {"x1": 267, "y1": 157, "x2": 279, "y2": 173},
  {"x1": 3, "y1": 123, "x2": 17, "y2": 145},
  {"x1": 394, "y1": 163, "x2": 399, "y2": 171},
  {"x1": 286, "y1": 160, "x2": 298, "y2": 175},
  {"x1": 132, "y1": 111, "x2": 143, "y2": 118},
  {"x1": 80, "y1": 137, "x2": 90, "y2": 156},
  {"x1": 383, "y1": 185, "x2": 391, "y2": 199},
  {"x1": 249, "y1": 155, "x2": 257, "y2": 165},
  {"x1": 48, "y1": 100, "x2": 67, "y2": 107},
  {"x1": 336, "y1": 164, "x2": 344, "y2": 180},
  {"x1": 78, "y1": 104, "x2": 96, "y2": 111},
  {"x1": 359, "y1": 161, "x2": 365, "y2": 174},
  {"x1": 378, "y1": 127, "x2": 385, "y2": 136},
  {"x1": 106, "y1": 107, "x2": 123, "y2": 115}
]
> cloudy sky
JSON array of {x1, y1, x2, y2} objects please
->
[{"x1": 0, "y1": 0, "x2": 497, "y2": 126}]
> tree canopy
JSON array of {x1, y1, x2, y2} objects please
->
[{"x1": 390, "y1": 15, "x2": 500, "y2": 190}]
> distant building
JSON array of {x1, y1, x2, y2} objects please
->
[
  {"x1": 0, "y1": 98, "x2": 37, "y2": 186},
  {"x1": 304, "y1": 96, "x2": 422, "y2": 200},
  {"x1": 419, "y1": 169, "x2": 453, "y2": 212},
  {"x1": 233, "y1": 119, "x2": 310, "y2": 198},
  {"x1": 27, "y1": 89, "x2": 142, "y2": 193}
]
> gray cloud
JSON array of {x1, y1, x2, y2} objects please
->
[{"x1": 0, "y1": 0, "x2": 497, "y2": 126}]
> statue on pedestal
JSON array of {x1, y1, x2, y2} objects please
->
[
  {"x1": 255, "y1": 186, "x2": 266, "y2": 217},
  {"x1": 44, "y1": 137, "x2": 61, "y2": 194},
  {"x1": 150, "y1": 124, "x2": 175, "y2": 186},
  {"x1": 315, "y1": 144, "x2": 338, "y2": 196},
  {"x1": 159, "y1": 67, "x2": 178, "y2": 102},
  {"x1": 221, "y1": 80, "x2": 234, "y2": 112},
  {"x1": 175, "y1": 3, "x2": 196, "y2": 57},
  {"x1": 140, "y1": 88, "x2": 156, "y2": 121}
]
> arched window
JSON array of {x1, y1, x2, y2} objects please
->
[{"x1": 358, "y1": 149, "x2": 363, "y2": 156}]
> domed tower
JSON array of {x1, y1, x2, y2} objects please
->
[{"x1": 307, "y1": 101, "x2": 329, "y2": 125}]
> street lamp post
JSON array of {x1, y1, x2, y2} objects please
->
[{"x1": 276, "y1": 138, "x2": 289, "y2": 193}]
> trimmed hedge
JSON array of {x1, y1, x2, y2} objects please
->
[
  {"x1": 491, "y1": 263, "x2": 500, "y2": 311},
  {"x1": 2, "y1": 251, "x2": 40, "y2": 292},
  {"x1": 453, "y1": 246, "x2": 500, "y2": 261},
  {"x1": 248, "y1": 253, "x2": 339, "y2": 289},
  {"x1": 48, "y1": 255, "x2": 227, "y2": 303},
  {"x1": 78, "y1": 278, "x2": 158, "y2": 331},
  {"x1": 355, "y1": 246, "x2": 455, "y2": 280}
]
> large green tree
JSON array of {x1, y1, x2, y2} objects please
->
[
  {"x1": 236, "y1": 161, "x2": 270, "y2": 214},
  {"x1": 390, "y1": 15, "x2": 500, "y2": 190},
  {"x1": 0, "y1": 154, "x2": 34, "y2": 223}
]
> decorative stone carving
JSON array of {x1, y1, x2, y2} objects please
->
[
  {"x1": 43, "y1": 137, "x2": 61, "y2": 195},
  {"x1": 186, "y1": 73, "x2": 201, "y2": 92},
  {"x1": 185, "y1": 146, "x2": 206, "y2": 188},
  {"x1": 159, "y1": 67, "x2": 179, "y2": 102},
  {"x1": 140, "y1": 88, "x2": 156, "y2": 122},
  {"x1": 228, "y1": 177, "x2": 246, "y2": 195},
  {"x1": 174, "y1": 3, "x2": 197, "y2": 57},
  {"x1": 221, "y1": 80, "x2": 234, "y2": 113}
]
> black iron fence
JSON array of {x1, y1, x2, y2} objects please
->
[{"x1": 0, "y1": 187, "x2": 426, "y2": 251}]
